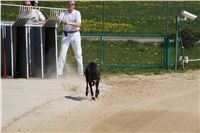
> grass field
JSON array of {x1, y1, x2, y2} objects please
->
[
  {"x1": 2, "y1": 1, "x2": 200, "y2": 34},
  {"x1": 1, "y1": 1, "x2": 200, "y2": 73},
  {"x1": 62, "y1": 38, "x2": 200, "y2": 74}
]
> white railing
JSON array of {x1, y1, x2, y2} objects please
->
[
  {"x1": 1, "y1": 3, "x2": 67, "y2": 11},
  {"x1": 1, "y1": 3, "x2": 65, "y2": 21}
]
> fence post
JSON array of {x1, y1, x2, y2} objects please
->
[
  {"x1": 165, "y1": 1, "x2": 169, "y2": 34},
  {"x1": 99, "y1": 36, "x2": 103, "y2": 66},
  {"x1": 174, "y1": 16, "x2": 179, "y2": 72},
  {"x1": 164, "y1": 35, "x2": 170, "y2": 70},
  {"x1": 102, "y1": 1, "x2": 105, "y2": 33},
  {"x1": 100, "y1": 1, "x2": 105, "y2": 67}
]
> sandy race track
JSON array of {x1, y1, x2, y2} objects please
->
[{"x1": 1, "y1": 70, "x2": 200, "y2": 133}]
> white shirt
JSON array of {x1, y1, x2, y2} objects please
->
[
  {"x1": 30, "y1": 9, "x2": 45, "y2": 22},
  {"x1": 22, "y1": 9, "x2": 45, "y2": 22},
  {"x1": 59, "y1": 9, "x2": 81, "y2": 31}
]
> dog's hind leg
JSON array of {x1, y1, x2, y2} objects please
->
[
  {"x1": 86, "y1": 82, "x2": 89, "y2": 96},
  {"x1": 89, "y1": 82, "x2": 95, "y2": 100},
  {"x1": 95, "y1": 80, "x2": 99, "y2": 98}
]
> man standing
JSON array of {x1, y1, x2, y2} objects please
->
[
  {"x1": 31, "y1": 0, "x2": 46, "y2": 22},
  {"x1": 22, "y1": 0, "x2": 46, "y2": 22},
  {"x1": 57, "y1": 0, "x2": 83, "y2": 77}
]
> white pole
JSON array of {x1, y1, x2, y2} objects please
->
[
  {"x1": 1, "y1": 3, "x2": 67, "y2": 11},
  {"x1": 55, "y1": 25, "x2": 58, "y2": 78},
  {"x1": 40, "y1": 27, "x2": 44, "y2": 78},
  {"x1": 10, "y1": 25, "x2": 14, "y2": 77},
  {"x1": 28, "y1": 26, "x2": 31, "y2": 77},
  {"x1": 25, "y1": 26, "x2": 29, "y2": 78},
  {"x1": 188, "y1": 59, "x2": 200, "y2": 62}
]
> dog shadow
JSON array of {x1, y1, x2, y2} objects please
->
[{"x1": 64, "y1": 96, "x2": 87, "y2": 101}]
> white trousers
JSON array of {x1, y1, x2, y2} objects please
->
[{"x1": 57, "y1": 32, "x2": 83, "y2": 75}]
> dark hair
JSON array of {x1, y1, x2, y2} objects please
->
[{"x1": 31, "y1": 1, "x2": 39, "y2": 6}]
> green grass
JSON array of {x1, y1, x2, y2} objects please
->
[
  {"x1": 59, "y1": 38, "x2": 199, "y2": 74},
  {"x1": 1, "y1": 1, "x2": 200, "y2": 34},
  {"x1": 178, "y1": 43, "x2": 200, "y2": 69},
  {"x1": 102, "y1": 41, "x2": 163, "y2": 66},
  {"x1": 64, "y1": 39, "x2": 163, "y2": 66},
  {"x1": 167, "y1": 42, "x2": 200, "y2": 70}
]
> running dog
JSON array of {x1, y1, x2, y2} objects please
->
[{"x1": 84, "y1": 62, "x2": 100, "y2": 100}]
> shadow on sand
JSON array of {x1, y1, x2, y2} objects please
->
[{"x1": 65, "y1": 96, "x2": 87, "y2": 101}]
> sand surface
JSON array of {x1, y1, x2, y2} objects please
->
[{"x1": 1, "y1": 71, "x2": 200, "y2": 133}]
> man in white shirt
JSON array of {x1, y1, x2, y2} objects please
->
[
  {"x1": 57, "y1": 0, "x2": 83, "y2": 77},
  {"x1": 23, "y1": 0, "x2": 45, "y2": 22}
]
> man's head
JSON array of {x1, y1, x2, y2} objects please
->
[
  {"x1": 67, "y1": 0, "x2": 75, "y2": 13},
  {"x1": 31, "y1": 0, "x2": 39, "y2": 6},
  {"x1": 23, "y1": 0, "x2": 31, "y2": 6}
]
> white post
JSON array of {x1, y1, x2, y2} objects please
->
[
  {"x1": 28, "y1": 26, "x2": 31, "y2": 77},
  {"x1": 10, "y1": 25, "x2": 14, "y2": 77},
  {"x1": 40, "y1": 27, "x2": 44, "y2": 78},
  {"x1": 25, "y1": 26, "x2": 29, "y2": 78},
  {"x1": 55, "y1": 24, "x2": 58, "y2": 78}
]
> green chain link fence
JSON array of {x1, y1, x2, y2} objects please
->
[{"x1": 1, "y1": 1, "x2": 200, "y2": 73}]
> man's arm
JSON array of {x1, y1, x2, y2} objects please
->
[
  {"x1": 37, "y1": 10, "x2": 46, "y2": 22},
  {"x1": 62, "y1": 22, "x2": 81, "y2": 27},
  {"x1": 62, "y1": 11, "x2": 81, "y2": 27}
]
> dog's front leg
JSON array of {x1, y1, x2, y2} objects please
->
[
  {"x1": 95, "y1": 80, "x2": 99, "y2": 98},
  {"x1": 89, "y1": 82, "x2": 95, "y2": 100},
  {"x1": 86, "y1": 81, "x2": 89, "y2": 96}
]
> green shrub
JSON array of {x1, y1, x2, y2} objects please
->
[{"x1": 169, "y1": 27, "x2": 200, "y2": 48}]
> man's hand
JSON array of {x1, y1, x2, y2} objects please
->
[
  {"x1": 62, "y1": 21, "x2": 81, "y2": 27},
  {"x1": 62, "y1": 21, "x2": 68, "y2": 25}
]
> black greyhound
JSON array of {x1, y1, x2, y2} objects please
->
[{"x1": 84, "y1": 62, "x2": 100, "y2": 100}]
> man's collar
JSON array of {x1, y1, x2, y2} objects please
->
[{"x1": 67, "y1": 9, "x2": 75, "y2": 14}]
